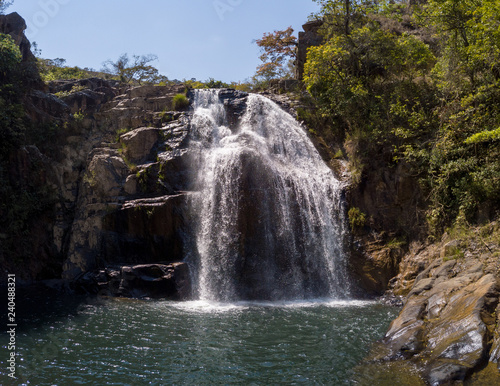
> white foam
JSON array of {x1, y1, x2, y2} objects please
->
[{"x1": 160, "y1": 298, "x2": 377, "y2": 314}]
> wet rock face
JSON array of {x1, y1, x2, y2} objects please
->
[
  {"x1": 379, "y1": 256, "x2": 500, "y2": 384},
  {"x1": 345, "y1": 160, "x2": 425, "y2": 296}
]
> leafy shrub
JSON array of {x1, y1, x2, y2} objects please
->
[
  {"x1": 54, "y1": 84, "x2": 87, "y2": 98},
  {"x1": 465, "y1": 127, "x2": 500, "y2": 145},
  {"x1": 0, "y1": 33, "x2": 22, "y2": 75},
  {"x1": 38, "y1": 60, "x2": 90, "y2": 81},
  {"x1": 172, "y1": 93, "x2": 190, "y2": 110},
  {"x1": 301, "y1": 0, "x2": 500, "y2": 236},
  {"x1": 348, "y1": 207, "x2": 367, "y2": 228},
  {"x1": 115, "y1": 128, "x2": 131, "y2": 142},
  {"x1": 73, "y1": 111, "x2": 84, "y2": 121}
]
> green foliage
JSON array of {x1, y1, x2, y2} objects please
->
[
  {"x1": 465, "y1": 127, "x2": 500, "y2": 145},
  {"x1": 204, "y1": 78, "x2": 230, "y2": 88},
  {"x1": 386, "y1": 237, "x2": 407, "y2": 250},
  {"x1": 184, "y1": 78, "x2": 231, "y2": 89},
  {"x1": 73, "y1": 111, "x2": 84, "y2": 121},
  {"x1": 0, "y1": 0, "x2": 13, "y2": 14},
  {"x1": 82, "y1": 169, "x2": 97, "y2": 188},
  {"x1": 116, "y1": 130, "x2": 138, "y2": 173},
  {"x1": 122, "y1": 155, "x2": 137, "y2": 174},
  {"x1": 302, "y1": 0, "x2": 500, "y2": 235},
  {"x1": 38, "y1": 58, "x2": 94, "y2": 81},
  {"x1": 304, "y1": 15, "x2": 435, "y2": 141},
  {"x1": 172, "y1": 93, "x2": 190, "y2": 110},
  {"x1": 0, "y1": 34, "x2": 26, "y2": 156},
  {"x1": 0, "y1": 30, "x2": 60, "y2": 268},
  {"x1": 136, "y1": 168, "x2": 151, "y2": 192},
  {"x1": 159, "y1": 109, "x2": 173, "y2": 123},
  {"x1": 348, "y1": 207, "x2": 367, "y2": 228},
  {"x1": 0, "y1": 33, "x2": 22, "y2": 76},
  {"x1": 115, "y1": 127, "x2": 130, "y2": 142},
  {"x1": 54, "y1": 84, "x2": 87, "y2": 98}
]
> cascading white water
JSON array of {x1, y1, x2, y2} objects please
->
[{"x1": 188, "y1": 89, "x2": 350, "y2": 301}]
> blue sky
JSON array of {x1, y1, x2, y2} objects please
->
[{"x1": 9, "y1": 0, "x2": 320, "y2": 83}]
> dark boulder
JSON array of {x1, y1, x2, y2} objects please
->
[
  {"x1": 91, "y1": 263, "x2": 191, "y2": 300},
  {"x1": 117, "y1": 263, "x2": 191, "y2": 299}
]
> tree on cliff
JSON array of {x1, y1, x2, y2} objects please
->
[
  {"x1": 0, "y1": 0, "x2": 13, "y2": 15},
  {"x1": 254, "y1": 26, "x2": 297, "y2": 80},
  {"x1": 102, "y1": 53, "x2": 167, "y2": 85},
  {"x1": 302, "y1": 0, "x2": 500, "y2": 234}
]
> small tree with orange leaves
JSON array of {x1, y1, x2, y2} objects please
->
[{"x1": 254, "y1": 26, "x2": 297, "y2": 81}]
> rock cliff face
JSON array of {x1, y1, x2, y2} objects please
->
[
  {"x1": 2, "y1": 72, "x2": 197, "y2": 300},
  {"x1": 295, "y1": 20, "x2": 324, "y2": 81},
  {"x1": 0, "y1": 12, "x2": 37, "y2": 63},
  {"x1": 59, "y1": 82, "x2": 190, "y2": 281}
]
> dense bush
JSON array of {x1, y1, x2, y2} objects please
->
[
  {"x1": 0, "y1": 33, "x2": 25, "y2": 155},
  {"x1": 0, "y1": 33, "x2": 57, "y2": 267},
  {"x1": 172, "y1": 93, "x2": 190, "y2": 110},
  {"x1": 303, "y1": 0, "x2": 500, "y2": 235}
]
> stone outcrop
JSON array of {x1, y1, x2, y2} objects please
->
[
  {"x1": 295, "y1": 20, "x2": 324, "y2": 81},
  {"x1": 120, "y1": 127, "x2": 160, "y2": 164},
  {"x1": 0, "y1": 12, "x2": 36, "y2": 62},
  {"x1": 376, "y1": 227, "x2": 500, "y2": 384},
  {"x1": 349, "y1": 238, "x2": 404, "y2": 297},
  {"x1": 98, "y1": 83, "x2": 186, "y2": 131},
  {"x1": 49, "y1": 78, "x2": 119, "y2": 114}
]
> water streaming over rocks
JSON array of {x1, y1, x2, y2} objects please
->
[{"x1": 187, "y1": 89, "x2": 350, "y2": 301}]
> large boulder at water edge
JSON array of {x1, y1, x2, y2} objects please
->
[{"x1": 377, "y1": 247, "x2": 500, "y2": 384}]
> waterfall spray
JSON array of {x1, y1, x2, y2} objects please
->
[{"x1": 187, "y1": 89, "x2": 349, "y2": 301}]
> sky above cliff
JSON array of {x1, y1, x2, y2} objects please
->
[{"x1": 9, "y1": 0, "x2": 320, "y2": 83}]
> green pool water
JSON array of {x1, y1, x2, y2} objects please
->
[{"x1": 2, "y1": 293, "x2": 402, "y2": 385}]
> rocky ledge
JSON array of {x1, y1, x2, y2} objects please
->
[
  {"x1": 374, "y1": 223, "x2": 500, "y2": 384},
  {"x1": 77, "y1": 263, "x2": 192, "y2": 300}
]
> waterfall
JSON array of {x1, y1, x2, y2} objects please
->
[{"x1": 187, "y1": 89, "x2": 349, "y2": 301}]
